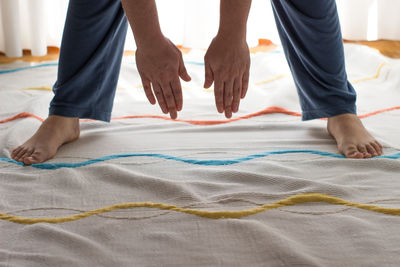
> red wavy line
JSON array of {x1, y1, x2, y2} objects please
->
[{"x1": 1, "y1": 106, "x2": 399, "y2": 125}]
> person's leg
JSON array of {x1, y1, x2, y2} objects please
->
[
  {"x1": 270, "y1": 0, "x2": 382, "y2": 158},
  {"x1": 50, "y1": 0, "x2": 128, "y2": 121},
  {"x1": 11, "y1": 0, "x2": 128, "y2": 164}
]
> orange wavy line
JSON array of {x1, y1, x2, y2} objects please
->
[
  {"x1": 1, "y1": 106, "x2": 399, "y2": 125},
  {"x1": 357, "y1": 106, "x2": 400, "y2": 118},
  {"x1": 82, "y1": 106, "x2": 302, "y2": 125},
  {"x1": 0, "y1": 112, "x2": 45, "y2": 123}
]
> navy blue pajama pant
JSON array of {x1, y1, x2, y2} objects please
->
[{"x1": 49, "y1": 0, "x2": 357, "y2": 122}]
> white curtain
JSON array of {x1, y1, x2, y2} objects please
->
[{"x1": 0, "y1": 0, "x2": 399, "y2": 57}]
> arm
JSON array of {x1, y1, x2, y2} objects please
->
[
  {"x1": 204, "y1": 0, "x2": 252, "y2": 118},
  {"x1": 121, "y1": 0, "x2": 191, "y2": 120},
  {"x1": 121, "y1": 0, "x2": 163, "y2": 49},
  {"x1": 218, "y1": 0, "x2": 251, "y2": 42}
]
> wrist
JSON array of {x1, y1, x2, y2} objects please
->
[
  {"x1": 215, "y1": 29, "x2": 247, "y2": 44},
  {"x1": 135, "y1": 31, "x2": 166, "y2": 51}
]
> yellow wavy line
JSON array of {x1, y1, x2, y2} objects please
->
[
  {"x1": 202, "y1": 74, "x2": 289, "y2": 93},
  {"x1": 1, "y1": 192, "x2": 399, "y2": 225},
  {"x1": 351, "y1": 62, "x2": 388, "y2": 84},
  {"x1": 20, "y1": 62, "x2": 387, "y2": 93},
  {"x1": 189, "y1": 61, "x2": 387, "y2": 93},
  {"x1": 23, "y1": 86, "x2": 52, "y2": 91},
  {"x1": 254, "y1": 74, "x2": 289, "y2": 85}
]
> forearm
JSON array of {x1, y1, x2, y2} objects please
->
[
  {"x1": 218, "y1": 0, "x2": 252, "y2": 42},
  {"x1": 121, "y1": 0, "x2": 164, "y2": 49}
]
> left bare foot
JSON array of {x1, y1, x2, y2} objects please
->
[{"x1": 327, "y1": 113, "x2": 383, "y2": 158}]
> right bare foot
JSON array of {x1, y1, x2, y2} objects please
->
[{"x1": 11, "y1": 115, "x2": 80, "y2": 165}]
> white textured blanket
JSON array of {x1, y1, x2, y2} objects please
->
[{"x1": 1, "y1": 44, "x2": 400, "y2": 266}]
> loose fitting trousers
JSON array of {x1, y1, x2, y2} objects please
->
[{"x1": 49, "y1": 0, "x2": 357, "y2": 122}]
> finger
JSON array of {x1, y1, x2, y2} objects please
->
[
  {"x1": 179, "y1": 55, "x2": 191, "y2": 82},
  {"x1": 214, "y1": 78, "x2": 224, "y2": 113},
  {"x1": 140, "y1": 75, "x2": 156, "y2": 105},
  {"x1": 241, "y1": 67, "x2": 249, "y2": 99},
  {"x1": 232, "y1": 77, "x2": 241, "y2": 113},
  {"x1": 171, "y1": 79, "x2": 183, "y2": 111},
  {"x1": 161, "y1": 82, "x2": 178, "y2": 120},
  {"x1": 152, "y1": 82, "x2": 169, "y2": 114},
  {"x1": 204, "y1": 63, "x2": 214, "y2": 88},
  {"x1": 224, "y1": 80, "x2": 233, "y2": 118}
]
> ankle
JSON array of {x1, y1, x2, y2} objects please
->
[
  {"x1": 48, "y1": 114, "x2": 79, "y2": 122},
  {"x1": 44, "y1": 115, "x2": 80, "y2": 133},
  {"x1": 328, "y1": 113, "x2": 357, "y2": 121}
]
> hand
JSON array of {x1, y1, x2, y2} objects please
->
[
  {"x1": 204, "y1": 35, "x2": 250, "y2": 118},
  {"x1": 135, "y1": 37, "x2": 191, "y2": 119}
]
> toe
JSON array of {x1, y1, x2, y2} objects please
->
[
  {"x1": 11, "y1": 146, "x2": 23, "y2": 159},
  {"x1": 24, "y1": 151, "x2": 46, "y2": 165},
  {"x1": 24, "y1": 155, "x2": 38, "y2": 165},
  {"x1": 23, "y1": 156, "x2": 35, "y2": 165},
  {"x1": 357, "y1": 144, "x2": 371, "y2": 158},
  {"x1": 345, "y1": 146, "x2": 364, "y2": 158},
  {"x1": 372, "y1": 141, "x2": 382, "y2": 155},
  {"x1": 15, "y1": 148, "x2": 28, "y2": 161},
  {"x1": 19, "y1": 148, "x2": 34, "y2": 162},
  {"x1": 365, "y1": 143, "x2": 378, "y2": 157}
]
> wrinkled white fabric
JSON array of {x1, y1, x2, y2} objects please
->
[{"x1": 1, "y1": 44, "x2": 400, "y2": 266}]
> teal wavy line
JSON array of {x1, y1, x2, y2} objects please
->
[
  {"x1": 130, "y1": 61, "x2": 204, "y2": 66},
  {"x1": 0, "y1": 50, "x2": 284, "y2": 74},
  {"x1": 0, "y1": 63, "x2": 58, "y2": 74},
  {"x1": 1, "y1": 150, "x2": 399, "y2": 170},
  {"x1": 0, "y1": 61, "x2": 204, "y2": 74}
]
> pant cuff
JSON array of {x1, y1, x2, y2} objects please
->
[
  {"x1": 301, "y1": 104, "x2": 357, "y2": 121},
  {"x1": 49, "y1": 105, "x2": 111, "y2": 122}
]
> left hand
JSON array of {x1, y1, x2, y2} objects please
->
[{"x1": 204, "y1": 35, "x2": 250, "y2": 118}]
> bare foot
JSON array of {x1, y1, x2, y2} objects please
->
[
  {"x1": 11, "y1": 115, "x2": 80, "y2": 164},
  {"x1": 327, "y1": 113, "x2": 383, "y2": 158}
]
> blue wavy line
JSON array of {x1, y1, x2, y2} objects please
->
[
  {"x1": 1, "y1": 150, "x2": 399, "y2": 170},
  {"x1": 0, "y1": 63, "x2": 58, "y2": 74},
  {"x1": 182, "y1": 61, "x2": 204, "y2": 66},
  {"x1": 129, "y1": 61, "x2": 205, "y2": 66}
]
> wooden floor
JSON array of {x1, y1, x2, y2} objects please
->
[
  {"x1": 0, "y1": 39, "x2": 398, "y2": 64},
  {"x1": 343, "y1": 39, "x2": 400, "y2": 58}
]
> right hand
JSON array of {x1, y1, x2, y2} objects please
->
[{"x1": 135, "y1": 37, "x2": 191, "y2": 119}]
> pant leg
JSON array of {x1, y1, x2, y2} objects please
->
[
  {"x1": 49, "y1": 0, "x2": 128, "y2": 122},
  {"x1": 270, "y1": 0, "x2": 357, "y2": 121}
]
